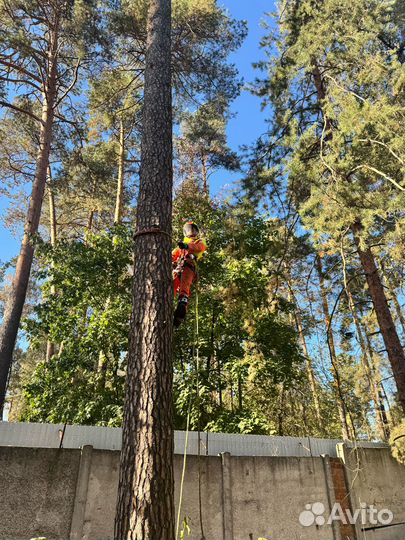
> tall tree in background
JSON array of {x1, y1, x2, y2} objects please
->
[
  {"x1": 255, "y1": 0, "x2": 405, "y2": 414},
  {"x1": 88, "y1": 69, "x2": 142, "y2": 225},
  {"x1": 176, "y1": 99, "x2": 239, "y2": 195},
  {"x1": 315, "y1": 254, "x2": 351, "y2": 439},
  {"x1": 114, "y1": 0, "x2": 174, "y2": 537},
  {"x1": 0, "y1": 0, "x2": 98, "y2": 413}
]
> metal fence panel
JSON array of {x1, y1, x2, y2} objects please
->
[{"x1": 0, "y1": 422, "x2": 389, "y2": 456}]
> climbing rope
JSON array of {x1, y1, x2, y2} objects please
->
[
  {"x1": 175, "y1": 398, "x2": 191, "y2": 540},
  {"x1": 195, "y1": 286, "x2": 206, "y2": 540},
  {"x1": 175, "y1": 285, "x2": 205, "y2": 540}
]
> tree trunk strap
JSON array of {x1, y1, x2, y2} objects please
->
[{"x1": 134, "y1": 227, "x2": 172, "y2": 240}]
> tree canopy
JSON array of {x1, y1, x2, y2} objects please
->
[{"x1": 1, "y1": 0, "x2": 404, "y2": 448}]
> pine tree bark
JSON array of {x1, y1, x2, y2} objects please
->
[
  {"x1": 345, "y1": 284, "x2": 389, "y2": 440},
  {"x1": 340, "y1": 247, "x2": 389, "y2": 439},
  {"x1": 46, "y1": 167, "x2": 57, "y2": 363},
  {"x1": 87, "y1": 209, "x2": 95, "y2": 231},
  {"x1": 363, "y1": 329, "x2": 391, "y2": 429},
  {"x1": 286, "y1": 276, "x2": 322, "y2": 424},
  {"x1": 382, "y1": 270, "x2": 405, "y2": 336},
  {"x1": 114, "y1": 119, "x2": 126, "y2": 224},
  {"x1": 277, "y1": 383, "x2": 285, "y2": 436},
  {"x1": 201, "y1": 154, "x2": 208, "y2": 197},
  {"x1": 48, "y1": 171, "x2": 57, "y2": 247},
  {"x1": 114, "y1": 0, "x2": 174, "y2": 538},
  {"x1": 295, "y1": 308, "x2": 323, "y2": 422},
  {"x1": 389, "y1": 285, "x2": 405, "y2": 337},
  {"x1": 315, "y1": 256, "x2": 351, "y2": 440},
  {"x1": 352, "y1": 221, "x2": 405, "y2": 414},
  {"x1": 0, "y1": 28, "x2": 58, "y2": 413}
]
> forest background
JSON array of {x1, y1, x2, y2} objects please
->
[{"x1": 0, "y1": 0, "x2": 404, "y2": 457}]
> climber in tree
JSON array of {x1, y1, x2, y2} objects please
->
[{"x1": 172, "y1": 220, "x2": 207, "y2": 327}]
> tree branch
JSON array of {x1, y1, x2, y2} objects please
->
[
  {"x1": 358, "y1": 138, "x2": 404, "y2": 166},
  {"x1": 350, "y1": 164, "x2": 405, "y2": 191},
  {"x1": 0, "y1": 58, "x2": 42, "y2": 84},
  {"x1": 0, "y1": 100, "x2": 42, "y2": 123},
  {"x1": 55, "y1": 59, "x2": 81, "y2": 108}
]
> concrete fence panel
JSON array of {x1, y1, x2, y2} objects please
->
[{"x1": 0, "y1": 427, "x2": 403, "y2": 540}]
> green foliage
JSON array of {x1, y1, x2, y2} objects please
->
[
  {"x1": 113, "y1": 0, "x2": 247, "y2": 103},
  {"x1": 390, "y1": 420, "x2": 405, "y2": 464},
  {"x1": 5, "y1": 0, "x2": 403, "y2": 444},
  {"x1": 247, "y1": 0, "x2": 405, "y2": 438},
  {"x1": 256, "y1": 0, "x2": 404, "y2": 253},
  {"x1": 20, "y1": 191, "x2": 307, "y2": 434},
  {"x1": 21, "y1": 226, "x2": 132, "y2": 425},
  {"x1": 176, "y1": 98, "x2": 240, "y2": 189}
]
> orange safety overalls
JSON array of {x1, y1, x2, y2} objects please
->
[{"x1": 172, "y1": 237, "x2": 207, "y2": 299}]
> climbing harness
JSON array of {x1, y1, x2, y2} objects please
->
[{"x1": 173, "y1": 251, "x2": 196, "y2": 281}]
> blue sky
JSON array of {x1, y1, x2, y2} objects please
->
[
  {"x1": 211, "y1": 0, "x2": 273, "y2": 194},
  {"x1": 222, "y1": 0, "x2": 271, "y2": 149},
  {"x1": 0, "y1": 0, "x2": 274, "y2": 265}
]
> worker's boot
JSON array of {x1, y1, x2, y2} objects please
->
[{"x1": 174, "y1": 295, "x2": 188, "y2": 327}]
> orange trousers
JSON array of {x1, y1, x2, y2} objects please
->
[{"x1": 173, "y1": 265, "x2": 196, "y2": 298}]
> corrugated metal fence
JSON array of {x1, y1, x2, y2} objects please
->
[{"x1": 0, "y1": 421, "x2": 388, "y2": 457}]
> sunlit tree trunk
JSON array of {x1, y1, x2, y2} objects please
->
[
  {"x1": 286, "y1": 276, "x2": 322, "y2": 425},
  {"x1": 114, "y1": 119, "x2": 126, "y2": 224},
  {"x1": 343, "y1": 278, "x2": 389, "y2": 440},
  {"x1": 114, "y1": 0, "x2": 174, "y2": 538},
  {"x1": 381, "y1": 269, "x2": 405, "y2": 336},
  {"x1": 0, "y1": 25, "x2": 59, "y2": 413},
  {"x1": 363, "y1": 327, "x2": 392, "y2": 431},
  {"x1": 46, "y1": 166, "x2": 57, "y2": 363},
  {"x1": 201, "y1": 154, "x2": 208, "y2": 197},
  {"x1": 217, "y1": 354, "x2": 223, "y2": 406},
  {"x1": 87, "y1": 209, "x2": 95, "y2": 232},
  {"x1": 389, "y1": 285, "x2": 405, "y2": 337},
  {"x1": 352, "y1": 221, "x2": 405, "y2": 414},
  {"x1": 277, "y1": 383, "x2": 285, "y2": 436},
  {"x1": 316, "y1": 255, "x2": 351, "y2": 440}
]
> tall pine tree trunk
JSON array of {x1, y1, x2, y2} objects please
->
[
  {"x1": 114, "y1": 0, "x2": 174, "y2": 538},
  {"x1": 312, "y1": 62, "x2": 405, "y2": 415},
  {"x1": 382, "y1": 270, "x2": 405, "y2": 336},
  {"x1": 114, "y1": 119, "x2": 126, "y2": 224},
  {"x1": 363, "y1": 328, "x2": 391, "y2": 429},
  {"x1": 201, "y1": 154, "x2": 208, "y2": 197},
  {"x1": 352, "y1": 221, "x2": 405, "y2": 414},
  {"x1": 295, "y1": 308, "x2": 322, "y2": 424},
  {"x1": 345, "y1": 282, "x2": 389, "y2": 440},
  {"x1": 340, "y1": 247, "x2": 389, "y2": 439},
  {"x1": 286, "y1": 276, "x2": 322, "y2": 424},
  {"x1": 0, "y1": 30, "x2": 58, "y2": 414},
  {"x1": 311, "y1": 68, "x2": 351, "y2": 438},
  {"x1": 48, "y1": 169, "x2": 57, "y2": 247},
  {"x1": 46, "y1": 167, "x2": 57, "y2": 363},
  {"x1": 316, "y1": 255, "x2": 351, "y2": 440},
  {"x1": 389, "y1": 284, "x2": 405, "y2": 337}
]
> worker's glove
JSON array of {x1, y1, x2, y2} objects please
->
[{"x1": 178, "y1": 241, "x2": 188, "y2": 249}]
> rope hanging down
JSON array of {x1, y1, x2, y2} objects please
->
[{"x1": 175, "y1": 286, "x2": 205, "y2": 540}]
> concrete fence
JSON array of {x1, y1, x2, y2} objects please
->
[{"x1": 0, "y1": 423, "x2": 404, "y2": 540}]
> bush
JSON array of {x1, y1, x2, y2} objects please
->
[{"x1": 390, "y1": 419, "x2": 405, "y2": 464}]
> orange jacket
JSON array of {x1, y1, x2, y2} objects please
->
[{"x1": 172, "y1": 236, "x2": 207, "y2": 264}]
